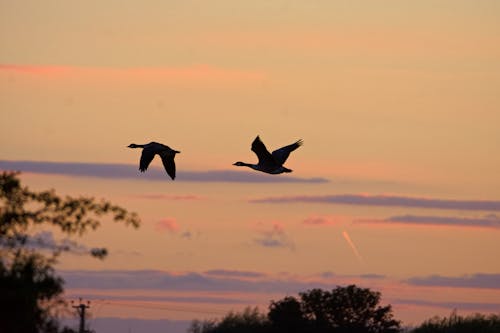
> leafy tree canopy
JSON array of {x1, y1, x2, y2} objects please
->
[{"x1": 0, "y1": 171, "x2": 140, "y2": 333}]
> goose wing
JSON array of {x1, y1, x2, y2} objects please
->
[
  {"x1": 139, "y1": 148, "x2": 156, "y2": 172},
  {"x1": 251, "y1": 136, "x2": 275, "y2": 166},
  {"x1": 272, "y1": 139, "x2": 303, "y2": 165},
  {"x1": 159, "y1": 151, "x2": 176, "y2": 180}
]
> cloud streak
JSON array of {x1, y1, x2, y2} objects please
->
[
  {"x1": 61, "y1": 270, "x2": 500, "y2": 294},
  {"x1": 407, "y1": 273, "x2": 500, "y2": 290},
  {"x1": 394, "y1": 298, "x2": 500, "y2": 312},
  {"x1": 0, "y1": 64, "x2": 266, "y2": 83},
  {"x1": 357, "y1": 214, "x2": 500, "y2": 229},
  {"x1": 303, "y1": 215, "x2": 339, "y2": 226},
  {"x1": 342, "y1": 231, "x2": 364, "y2": 264},
  {"x1": 204, "y1": 269, "x2": 267, "y2": 279},
  {"x1": 0, "y1": 160, "x2": 328, "y2": 183},
  {"x1": 61, "y1": 270, "x2": 329, "y2": 293},
  {"x1": 251, "y1": 194, "x2": 500, "y2": 211}
]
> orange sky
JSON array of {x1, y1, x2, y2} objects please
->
[{"x1": 1, "y1": 1, "x2": 500, "y2": 331}]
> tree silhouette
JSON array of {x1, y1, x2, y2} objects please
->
[
  {"x1": 188, "y1": 307, "x2": 269, "y2": 333},
  {"x1": 0, "y1": 171, "x2": 140, "y2": 333},
  {"x1": 411, "y1": 311, "x2": 500, "y2": 333},
  {"x1": 268, "y1": 296, "x2": 309, "y2": 333},
  {"x1": 191, "y1": 285, "x2": 401, "y2": 333},
  {"x1": 271, "y1": 286, "x2": 401, "y2": 333}
]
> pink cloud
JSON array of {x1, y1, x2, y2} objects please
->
[
  {"x1": 251, "y1": 194, "x2": 500, "y2": 211},
  {"x1": 0, "y1": 64, "x2": 266, "y2": 83},
  {"x1": 156, "y1": 218, "x2": 179, "y2": 233}
]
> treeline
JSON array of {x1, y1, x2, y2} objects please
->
[
  {"x1": 188, "y1": 289, "x2": 500, "y2": 333},
  {"x1": 412, "y1": 311, "x2": 500, "y2": 333},
  {"x1": 190, "y1": 285, "x2": 400, "y2": 333}
]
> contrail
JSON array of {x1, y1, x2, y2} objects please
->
[{"x1": 342, "y1": 231, "x2": 364, "y2": 264}]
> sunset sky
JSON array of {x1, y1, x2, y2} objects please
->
[{"x1": 1, "y1": 1, "x2": 500, "y2": 332}]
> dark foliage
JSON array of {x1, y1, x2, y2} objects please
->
[
  {"x1": 268, "y1": 296, "x2": 309, "y2": 333},
  {"x1": 0, "y1": 252, "x2": 65, "y2": 333},
  {"x1": 188, "y1": 307, "x2": 270, "y2": 333},
  {"x1": 411, "y1": 311, "x2": 500, "y2": 333},
  {"x1": 190, "y1": 285, "x2": 401, "y2": 333},
  {"x1": 0, "y1": 171, "x2": 140, "y2": 333}
]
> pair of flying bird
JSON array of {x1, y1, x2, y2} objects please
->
[{"x1": 127, "y1": 136, "x2": 303, "y2": 180}]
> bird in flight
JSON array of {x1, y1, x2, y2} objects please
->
[
  {"x1": 233, "y1": 136, "x2": 303, "y2": 174},
  {"x1": 127, "y1": 142, "x2": 180, "y2": 180}
]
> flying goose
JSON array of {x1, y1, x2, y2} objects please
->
[
  {"x1": 127, "y1": 142, "x2": 180, "y2": 180},
  {"x1": 233, "y1": 136, "x2": 303, "y2": 174}
]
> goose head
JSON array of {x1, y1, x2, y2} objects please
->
[
  {"x1": 233, "y1": 162, "x2": 247, "y2": 166},
  {"x1": 127, "y1": 143, "x2": 139, "y2": 148}
]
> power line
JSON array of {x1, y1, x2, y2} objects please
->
[
  {"x1": 90, "y1": 299, "x2": 227, "y2": 316},
  {"x1": 71, "y1": 298, "x2": 91, "y2": 333}
]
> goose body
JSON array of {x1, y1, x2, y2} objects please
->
[
  {"x1": 127, "y1": 142, "x2": 180, "y2": 180},
  {"x1": 233, "y1": 136, "x2": 303, "y2": 174}
]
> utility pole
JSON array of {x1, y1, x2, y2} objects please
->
[{"x1": 72, "y1": 298, "x2": 91, "y2": 333}]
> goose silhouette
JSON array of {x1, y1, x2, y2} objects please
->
[
  {"x1": 127, "y1": 142, "x2": 180, "y2": 180},
  {"x1": 233, "y1": 136, "x2": 303, "y2": 174}
]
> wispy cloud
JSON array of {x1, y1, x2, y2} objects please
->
[
  {"x1": 251, "y1": 194, "x2": 500, "y2": 211},
  {"x1": 61, "y1": 270, "x2": 322, "y2": 293},
  {"x1": 394, "y1": 298, "x2": 500, "y2": 312},
  {"x1": 317, "y1": 271, "x2": 385, "y2": 280},
  {"x1": 253, "y1": 222, "x2": 295, "y2": 250},
  {"x1": 0, "y1": 160, "x2": 328, "y2": 183},
  {"x1": 302, "y1": 215, "x2": 339, "y2": 226},
  {"x1": 356, "y1": 214, "x2": 500, "y2": 229},
  {"x1": 0, "y1": 64, "x2": 266, "y2": 83},
  {"x1": 204, "y1": 269, "x2": 267, "y2": 279},
  {"x1": 60, "y1": 269, "x2": 386, "y2": 294},
  {"x1": 407, "y1": 273, "x2": 500, "y2": 290},
  {"x1": 156, "y1": 218, "x2": 180, "y2": 234},
  {"x1": 61, "y1": 270, "x2": 500, "y2": 294},
  {"x1": 180, "y1": 231, "x2": 193, "y2": 240},
  {"x1": 302, "y1": 215, "x2": 346, "y2": 226}
]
